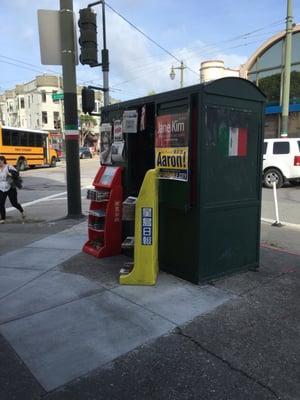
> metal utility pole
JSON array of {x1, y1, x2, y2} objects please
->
[
  {"x1": 60, "y1": 0, "x2": 82, "y2": 217},
  {"x1": 88, "y1": 0, "x2": 110, "y2": 106},
  {"x1": 169, "y1": 61, "x2": 186, "y2": 88},
  {"x1": 280, "y1": 0, "x2": 293, "y2": 137},
  {"x1": 101, "y1": 1, "x2": 109, "y2": 106}
]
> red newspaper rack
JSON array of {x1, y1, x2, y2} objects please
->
[{"x1": 83, "y1": 166, "x2": 123, "y2": 258}]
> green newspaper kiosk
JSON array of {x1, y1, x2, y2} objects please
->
[{"x1": 101, "y1": 77, "x2": 266, "y2": 283}]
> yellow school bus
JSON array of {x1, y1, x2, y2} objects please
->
[{"x1": 0, "y1": 126, "x2": 58, "y2": 170}]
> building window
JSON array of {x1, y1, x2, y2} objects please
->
[
  {"x1": 53, "y1": 111, "x2": 60, "y2": 129},
  {"x1": 28, "y1": 96, "x2": 30, "y2": 107},
  {"x1": 20, "y1": 98, "x2": 25, "y2": 108},
  {"x1": 41, "y1": 90, "x2": 47, "y2": 103},
  {"x1": 42, "y1": 111, "x2": 48, "y2": 124}
]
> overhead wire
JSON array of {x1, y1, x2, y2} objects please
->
[
  {"x1": 103, "y1": 14, "x2": 285, "y2": 91},
  {"x1": 0, "y1": 7, "x2": 287, "y2": 98},
  {"x1": 105, "y1": 1, "x2": 199, "y2": 77},
  {"x1": 101, "y1": 14, "x2": 284, "y2": 79},
  {"x1": 109, "y1": 30, "x2": 283, "y2": 91}
]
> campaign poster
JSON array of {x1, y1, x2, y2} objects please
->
[
  {"x1": 155, "y1": 112, "x2": 189, "y2": 181},
  {"x1": 100, "y1": 123, "x2": 113, "y2": 165}
]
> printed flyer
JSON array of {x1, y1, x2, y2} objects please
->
[{"x1": 123, "y1": 110, "x2": 138, "y2": 133}]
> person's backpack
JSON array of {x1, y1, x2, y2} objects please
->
[{"x1": 8, "y1": 167, "x2": 23, "y2": 189}]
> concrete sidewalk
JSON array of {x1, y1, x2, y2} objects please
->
[{"x1": 0, "y1": 218, "x2": 299, "y2": 400}]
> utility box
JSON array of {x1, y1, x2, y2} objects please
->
[{"x1": 101, "y1": 78, "x2": 266, "y2": 283}]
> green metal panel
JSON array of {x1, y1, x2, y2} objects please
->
[
  {"x1": 198, "y1": 204, "x2": 260, "y2": 280},
  {"x1": 197, "y1": 89, "x2": 265, "y2": 281},
  {"x1": 159, "y1": 206, "x2": 199, "y2": 283}
]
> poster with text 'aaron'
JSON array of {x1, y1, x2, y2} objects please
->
[{"x1": 155, "y1": 112, "x2": 189, "y2": 181}]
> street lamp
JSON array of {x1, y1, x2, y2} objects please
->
[
  {"x1": 169, "y1": 61, "x2": 186, "y2": 88},
  {"x1": 170, "y1": 65, "x2": 176, "y2": 81}
]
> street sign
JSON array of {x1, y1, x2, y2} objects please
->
[
  {"x1": 37, "y1": 9, "x2": 78, "y2": 65},
  {"x1": 52, "y1": 93, "x2": 64, "y2": 101}
]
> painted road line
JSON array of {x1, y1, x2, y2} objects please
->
[
  {"x1": 261, "y1": 218, "x2": 300, "y2": 230},
  {"x1": 6, "y1": 186, "x2": 93, "y2": 213}
]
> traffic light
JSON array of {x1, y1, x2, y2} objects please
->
[
  {"x1": 82, "y1": 87, "x2": 95, "y2": 115},
  {"x1": 78, "y1": 7, "x2": 98, "y2": 67}
]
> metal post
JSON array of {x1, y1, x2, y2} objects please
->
[
  {"x1": 169, "y1": 60, "x2": 186, "y2": 88},
  {"x1": 57, "y1": 75, "x2": 64, "y2": 133},
  {"x1": 101, "y1": 1, "x2": 109, "y2": 106},
  {"x1": 272, "y1": 181, "x2": 283, "y2": 227},
  {"x1": 180, "y1": 61, "x2": 184, "y2": 88},
  {"x1": 88, "y1": 0, "x2": 109, "y2": 106},
  {"x1": 280, "y1": 0, "x2": 293, "y2": 137},
  {"x1": 60, "y1": 0, "x2": 82, "y2": 217}
]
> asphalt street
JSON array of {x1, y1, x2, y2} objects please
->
[
  {"x1": 6, "y1": 157, "x2": 100, "y2": 222},
  {"x1": 262, "y1": 185, "x2": 300, "y2": 225},
  {"x1": 8, "y1": 159, "x2": 300, "y2": 229}
]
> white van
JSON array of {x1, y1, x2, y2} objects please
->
[{"x1": 263, "y1": 138, "x2": 300, "y2": 188}]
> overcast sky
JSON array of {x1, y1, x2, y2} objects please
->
[{"x1": 0, "y1": 0, "x2": 299, "y2": 100}]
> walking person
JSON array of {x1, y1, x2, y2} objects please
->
[{"x1": 0, "y1": 156, "x2": 25, "y2": 224}]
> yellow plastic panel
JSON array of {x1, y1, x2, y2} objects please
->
[{"x1": 119, "y1": 168, "x2": 159, "y2": 285}]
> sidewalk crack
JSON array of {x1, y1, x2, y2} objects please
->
[{"x1": 174, "y1": 327, "x2": 281, "y2": 400}]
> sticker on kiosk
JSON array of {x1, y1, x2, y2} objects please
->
[{"x1": 141, "y1": 207, "x2": 152, "y2": 245}]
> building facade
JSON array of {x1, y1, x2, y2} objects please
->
[
  {"x1": 240, "y1": 24, "x2": 300, "y2": 138},
  {"x1": 200, "y1": 60, "x2": 240, "y2": 83},
  {"x1": 198, "y1": 25, "x2": 300, "y2": 138},
  {"x1": 0, "y1": 74, "x2": 103, "y2": 134}
]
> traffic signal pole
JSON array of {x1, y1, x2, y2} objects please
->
[
  {"x1": 60, "y1": 0, "x2": 82, "y2": 217},
  {"x1": 101, "y1": 1, "x2": 109, "y2": 107},
  {"x1": 88, "y1": 0, "x2": 109, "y2": 106}
]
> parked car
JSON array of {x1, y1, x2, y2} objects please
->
[
  {"x1": 79, "y1": 146, "x2": 93, "y2": 159},
  {"x1": 263, "y1": 138, "x2": 300, "y2": 188}
]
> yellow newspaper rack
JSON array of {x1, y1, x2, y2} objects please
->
[{"x1": 119, "y1": 168, "x2": 159, "y2": 285}]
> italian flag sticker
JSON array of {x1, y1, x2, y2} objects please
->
[{"x1": 219, "y1": 126, "x2": 248, "y2": 157}]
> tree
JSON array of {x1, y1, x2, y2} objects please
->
[
  {"x1": 290, "y1": 71, "x2": 300, "y2": 101},
  {"x1": 258, "y1": 73, "x2": 281, "y2": 103},
  {"x1": 258, "y1": 71, "x2": 300, "y2": 104},
  {"x1": 79, "y1": 114, "x2": 97, "y2": 146}
]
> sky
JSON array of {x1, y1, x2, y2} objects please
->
[{"x1": 0, "y1": 0, "x2": 299, "y2": 101}]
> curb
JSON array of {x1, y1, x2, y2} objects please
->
[{"x1": 261, "y1": 218, "x2": 300, "y2": 231}]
